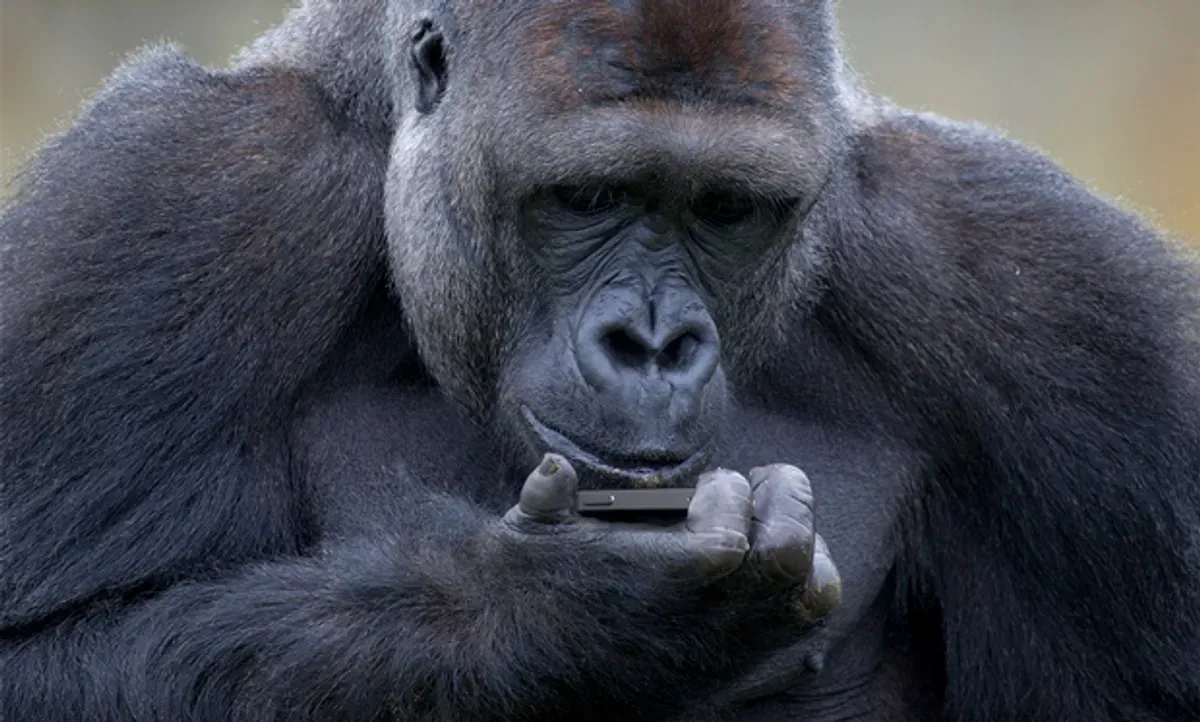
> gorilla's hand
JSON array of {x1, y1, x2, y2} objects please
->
[
  {"x1": 747, "y1": 464, "x2": 843, "y2": 621},
  {"x1": 503, "y1": 454, "x2": 841, "y2": 619}
]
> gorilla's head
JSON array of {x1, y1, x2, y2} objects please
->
[{"x1": 382, "y1": 0, "x2": 851, "y2": 487}]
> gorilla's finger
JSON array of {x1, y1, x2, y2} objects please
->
[
  {"x1": 747, "y1": 464, "x2": 816, "y2": 584},
  {"x1": 688, "y1": 468, "x2": 754, "y2": 535},
  {"x1": 503, "y1": 454, "x2": 578, "y2": 527},
  {"x1": 794, "y1": 535, "x2": 842, "y2": 621},
  {"x1": 677, "y1": 468, "x2": 753, "y2": 577}
]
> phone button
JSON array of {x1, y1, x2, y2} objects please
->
[{"x1": 580, "y1": 494, "x2": 616, "y2": 508}]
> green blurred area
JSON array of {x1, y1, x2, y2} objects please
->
[{"x1": 1, "y1": 0, "x2": 1197, "y2": 243}]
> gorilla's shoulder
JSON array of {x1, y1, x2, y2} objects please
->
[
  {"x1": 851, "y1": 109, "x2": 1074, "y2": 187},
  {"x1": 69, "y1": 44, "x2": 251, "y2": 125},
  {"x1": 843, "y1": 107, "x2": 1195, "y2": 296},
  {"x1": 2, "y1": 42, "x2": 381, "y2": 259},
  {"x1": 851, "y1": 109, "x2": 1112, "y2": 227},
  {"x1": 820, "y1": 107, "x2": 1199, "y2": 421},
  {"x1": 101, "y1": 44, "x2": 207, "y2": 89},
  {"x1": 37, "y1": 43, "x2": 351, "y2": 169}
]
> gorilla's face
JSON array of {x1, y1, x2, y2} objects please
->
[
  {"x1": 504, "y1": 181, "x2": 800, "y2": 487},
  {"x1": 384, "y1": 2, "x2": 842, "y2": 487}
]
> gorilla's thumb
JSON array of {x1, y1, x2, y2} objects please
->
[{"x1": 507, "y1": 453, "x2": 579, "y2": 525}]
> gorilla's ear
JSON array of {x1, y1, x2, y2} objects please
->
[{"x1": 410, "y1": 17, "x2": 448, "y2": 114}]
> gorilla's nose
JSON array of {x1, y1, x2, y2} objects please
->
[{"x1": 576, "y1": 307, "x2": 720, "y2": 396}]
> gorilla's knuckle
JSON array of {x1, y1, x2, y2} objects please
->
[
  {"x1": 697, "y1": 467, "x2": 750, "y2": 490},
  {"x1": 754, "y1": 526, "x2": 815, "y2": 571},
  {"x1": 692, "y1": 530, "x2": 751, "y2": 574},
  {"x1": 778, "y1": 482, "x2": 815, "y2": 513},
  {"x1": 753, "y1": 550, "x2": 808, "y2": 586},
  {"x1": 499, "y1": 508, "x2": 565, "y2": 536},
  {"x1": 750, "y1": 464, "x2": 810, "y2": 492}
]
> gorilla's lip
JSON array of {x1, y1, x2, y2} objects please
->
[{"x1": 519, "y1": 406, "x2": 710, "y2": 487}]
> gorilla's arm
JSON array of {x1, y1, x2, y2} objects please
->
[
  {"x1": 0, "y1": 47, "x2": 387, "y2": 630},
  {"x1": 827, "y1": 114, "x2": 1200, "y2": 721},
  {"x1": 3, "y1": 477, "x2": 762, "y2": 722},
  {"x1": 0, "y1": 50, "x2": 814, "y2": 721}
]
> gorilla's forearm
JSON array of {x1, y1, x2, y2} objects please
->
[{"x1": 2, "y1": 520, "x2": 750, "y2": 722}]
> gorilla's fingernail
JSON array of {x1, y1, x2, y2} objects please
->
[
  {"x1": 806, "y1": 556, "x2": 843, "y2": 617},
  {"x1": 538, "y1": 454, "x2": 562, "y2": 476},
  {"x1": 810, "y1": 547, "x2": 838, "y2": 587},
  {"x1": 795, "y1": 583, "x2": 840, "y2": 621},
  {"x1": 792, "y1": 541, "x2": 842, "y2": 621},
  {"x1": 747, "y1": 466, "x2": 771, "y2": 487}
]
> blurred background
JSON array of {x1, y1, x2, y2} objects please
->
[{"x1": 1, "y1": 0, "x2": 1197, "y2": 242}]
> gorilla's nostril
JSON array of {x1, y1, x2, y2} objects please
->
[
  {"x1": 600, "y1": 326, "x2": 709, "y2": 375},
  {"x1": 659, "y1": 332, "x2": 699, "y2": 371},
  {"x1": 584, "y1": 313, "x2": 719, "y2": 390},
  {"x1": 603, "y1": 329, "x2": 651, "y2": 368}
]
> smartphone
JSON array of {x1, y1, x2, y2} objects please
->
[{"x1": 575, "y1": 488, "x2": 693, "y2": 521}]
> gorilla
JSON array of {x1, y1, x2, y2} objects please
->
[{"x1": 2, "y1": 1, "x2": 1199, "y2": 720}]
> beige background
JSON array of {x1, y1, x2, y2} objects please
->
[{"x1": 2, "y1": 0, "x2": 1197, "y2": 243}]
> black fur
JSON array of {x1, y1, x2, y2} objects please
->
[{"x1": 2, "y1": 2, "x2": 1199, "y2": 721}]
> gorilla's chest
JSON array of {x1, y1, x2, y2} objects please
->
[
  {"x1": 308, "y1": 386, "x2": 912, "y2": 607},
  {"x1": 295, "y1": 381, "x2": 926, "y2": 718}
]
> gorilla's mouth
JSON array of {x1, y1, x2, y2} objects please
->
[{"x1": 519, "y1": 407, "x2": 711, "y2": 488}]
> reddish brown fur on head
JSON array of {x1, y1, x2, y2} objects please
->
[{"x1": 507, "y1": 0, "x2": 805, "y2": 111}]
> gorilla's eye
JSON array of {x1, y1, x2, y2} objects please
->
[
  {"x1": 693, "y1": 191, "x2": 759, "y2": 228},
  {"x1": 551, "y1": 185, "x2": 624, "y2": 216}
]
